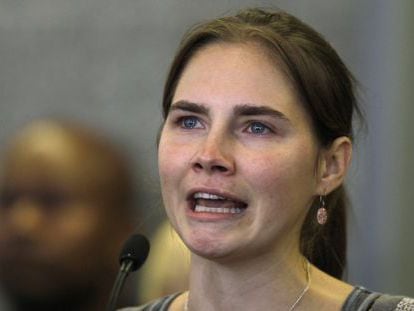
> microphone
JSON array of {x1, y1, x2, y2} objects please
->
[{"x1": 106, "y1": 234, "x2": 150, "y2": 311}]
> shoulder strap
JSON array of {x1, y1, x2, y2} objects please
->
[
  {"x1": 356, "y1": 292, "x2": 381, "y2": 311},
  {"x1": 342, "y1": 287, "x2": 375, "y2": 310}
]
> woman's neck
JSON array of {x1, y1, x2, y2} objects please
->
[{"x1": 186, "y1": 251, "x2": 308, "y2": 311}]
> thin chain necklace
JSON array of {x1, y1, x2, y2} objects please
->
[
  {"x1": 288, "y1": 260, "x2": 311, "y2": 311},
  {"x1": 184, "y1": 260, "x2": 311, "y2": 311}
]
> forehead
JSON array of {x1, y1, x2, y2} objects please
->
[
  {"x1": 2, "y1": 129, "x2": 103, "y2": 190},
  {"x1": 7, "y1": 129, "x2": 79, "y2": 168},
  {"x1": 177, "y1": 43, "x2": 291, "y2": 96},
  {"x1": 173, "y1": 42, "x2": 312, "y2": 125}
]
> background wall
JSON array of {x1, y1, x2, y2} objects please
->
[{"x1": 0, "y1": 0, "x2": 412, "y2": 296}]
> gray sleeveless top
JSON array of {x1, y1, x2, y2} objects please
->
[{"x1": 120, "y1": 287, "x2": 414, "y2": 310}]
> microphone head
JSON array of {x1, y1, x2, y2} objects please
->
[{"x1": 119, "y1": 234, "x2": 150, "y2": 272}]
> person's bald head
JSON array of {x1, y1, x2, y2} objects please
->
[
  {"x1": 3, "y1": 119, "x2": 134, "y2": 216},
  {"x1": 0, "y1": 119, "x2": 136, "y2": 310}
]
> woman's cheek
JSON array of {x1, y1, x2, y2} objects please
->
[
  {"x1": 159, "y1": 138, "x2": 180, "y2": 177},
  {"x1": 245, "y1": 151, "x2": 303, "y2": 195}
]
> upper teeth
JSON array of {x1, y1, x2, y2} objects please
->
[{"x1": 193, "y1": 192, "x2": 226, "y2": 200}]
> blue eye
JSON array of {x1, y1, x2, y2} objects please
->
[
  {"x1": 248, "y1": 122, "x2": 269, "y2": 134},
  {"x1": 181, "y1": 116, "x2": 200, "y2": 129}
]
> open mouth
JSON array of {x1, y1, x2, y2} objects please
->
[{"x1": 189, "y1": 192, "x2": 248, "y2": 214}]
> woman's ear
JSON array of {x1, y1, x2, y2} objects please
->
[{"x1": 317, "y1": 136, "x2": 352, "y2": 195}]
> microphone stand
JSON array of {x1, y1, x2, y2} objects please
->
[{"x1": 106, "y1": 260, "x2": 134, "y2": 311}]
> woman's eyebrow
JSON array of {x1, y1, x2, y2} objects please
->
[
  {"x1": 169, "y1": 101, "x2": 291, "y2": 123},
  {"x1": 170, "y1": 100, "x2": 209, "y2": 115},
  {"x1": 234, "y1": 104, "x2": 290, "y2": 122}
]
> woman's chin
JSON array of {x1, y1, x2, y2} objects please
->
[{"x1": 184, "y1": 234, "x2": 241, "y2": 261}]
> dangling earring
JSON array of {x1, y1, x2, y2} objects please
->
[{"x1": 317, "y1": 195, "x2": 328, "y2": 225}]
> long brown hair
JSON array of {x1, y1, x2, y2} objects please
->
[{"x1": 161, "y1": 8, "x2": 361, "y2": 279}]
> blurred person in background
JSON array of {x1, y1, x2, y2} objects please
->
[{"x1": 0, "y1": 119, "x2": 137, "y2": 311}]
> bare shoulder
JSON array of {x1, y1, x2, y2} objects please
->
[
  {"x1": 305, "y1": 265, "x2": 354, "y2": 311},
  {"x1": 167, "y1": 292, "x2": 187, "y2": 311}
]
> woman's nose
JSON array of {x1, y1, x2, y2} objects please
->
[{"x1": 192, "y1": 131, "x2": 235, "y2": 175}]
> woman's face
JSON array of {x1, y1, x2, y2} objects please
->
[{"x1": 158, "y1": 43, "x2": 323, "y2": 261}]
